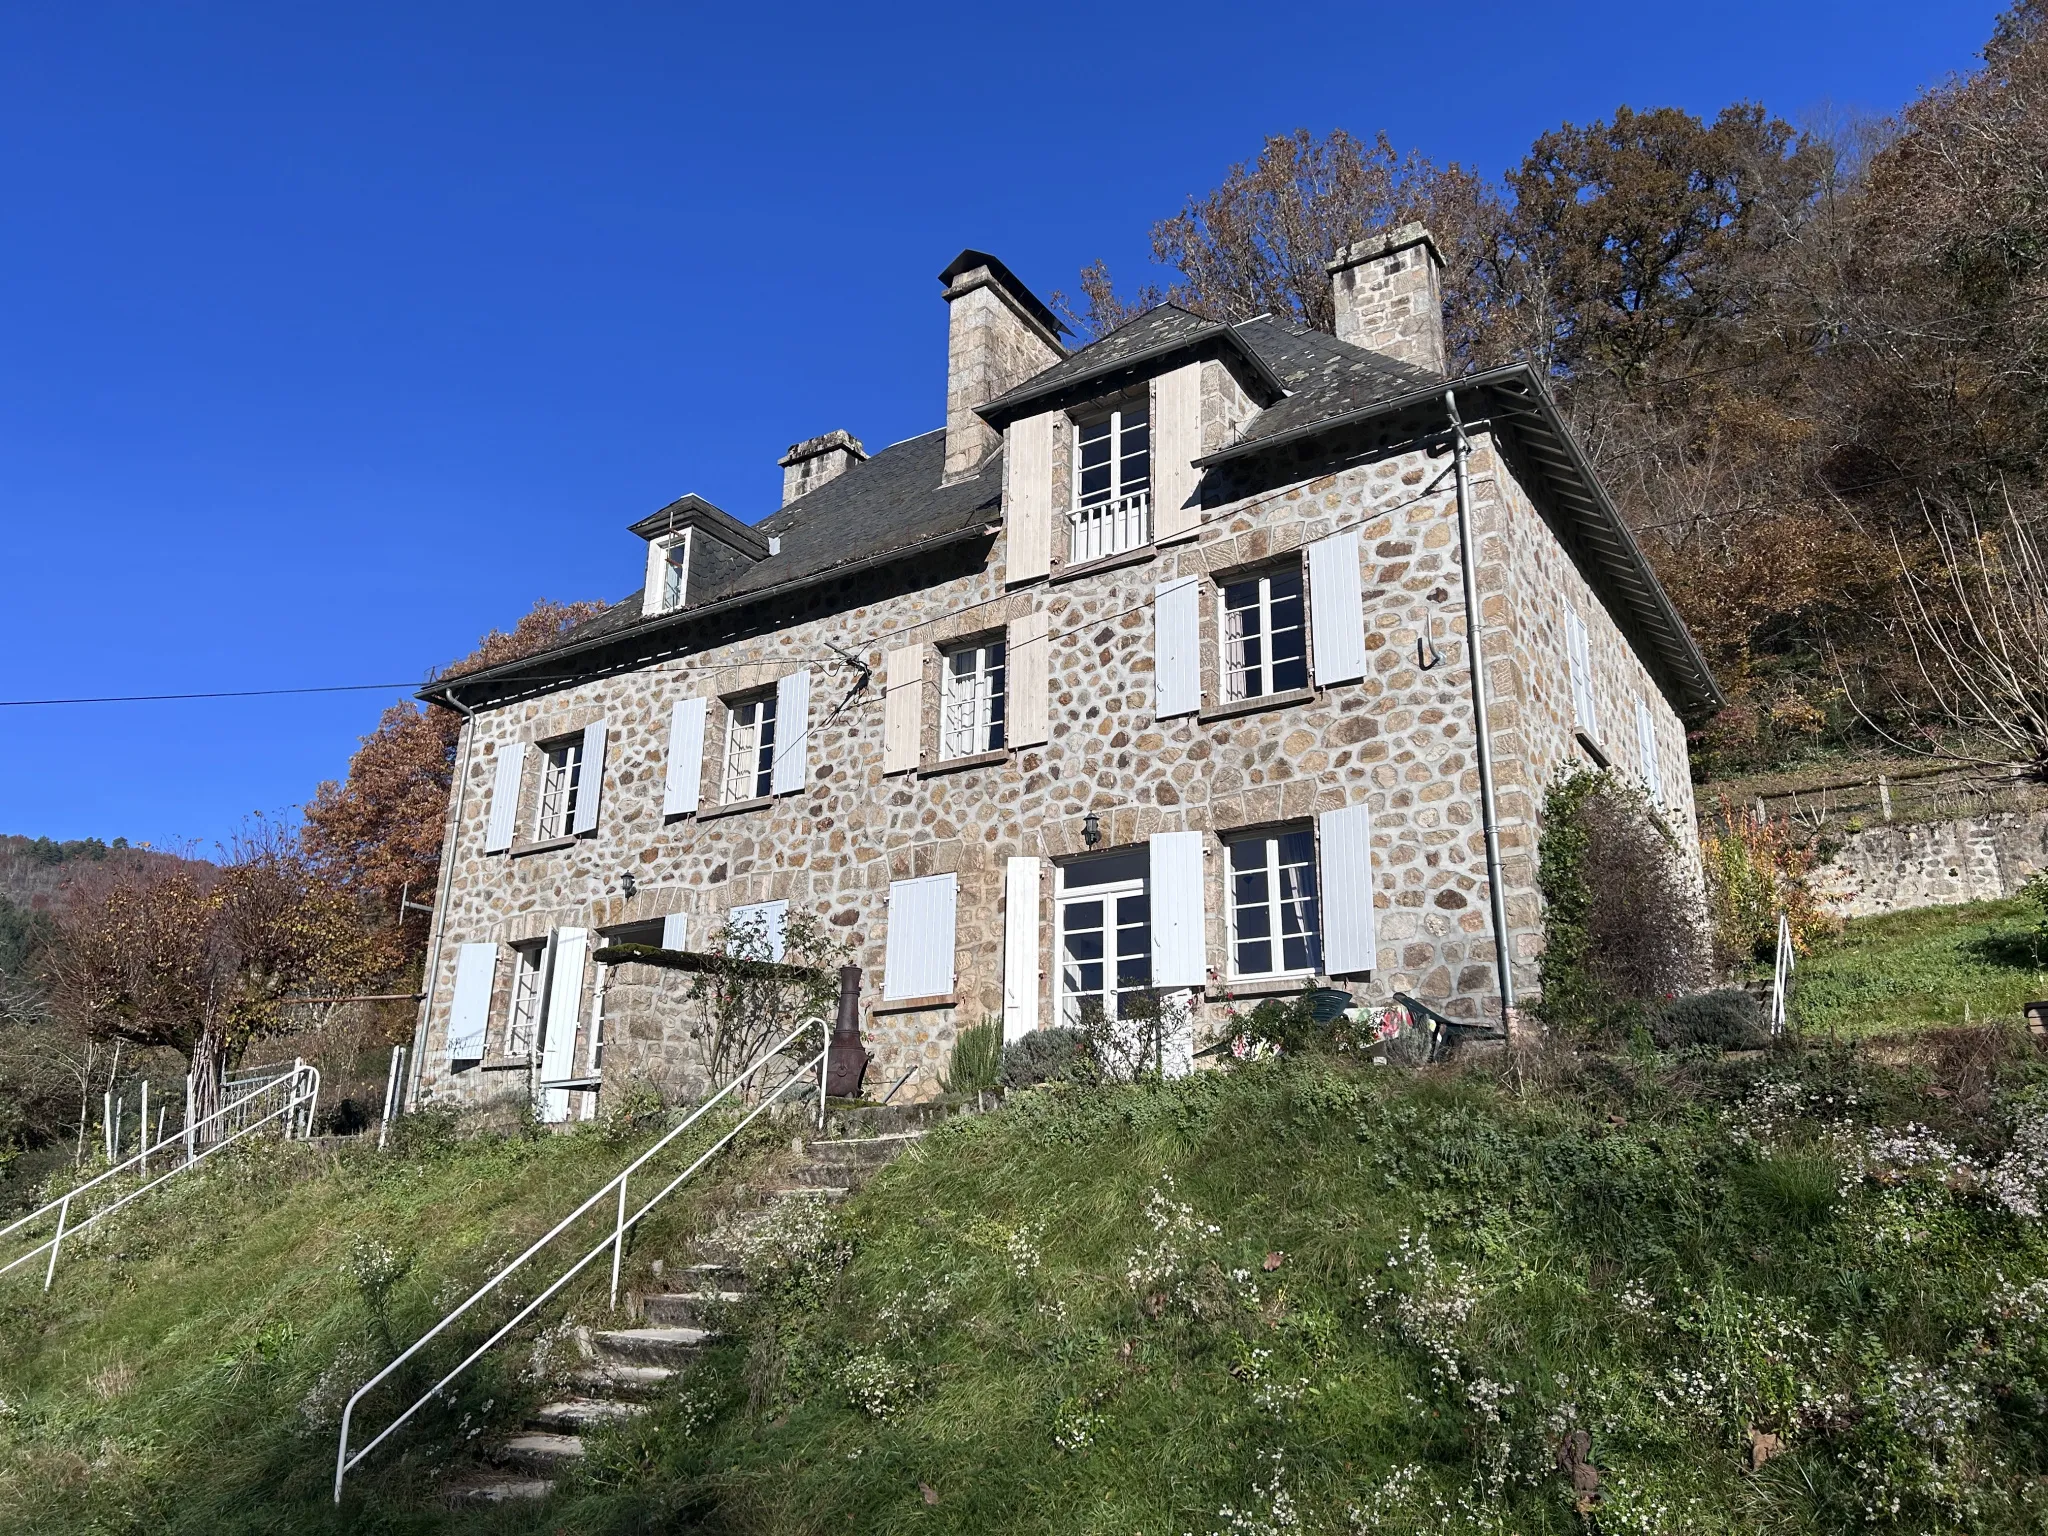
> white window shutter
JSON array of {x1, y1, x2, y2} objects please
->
[
  {"x1": 1319, "y1": 803, "x2": 1378, "y2": 975},
  {"x1": 1007, "y1": 610, "x2": 1050, "y2": 748},
  {"x1": 1149, "y1": 831, "x2": 1206, "y2": 987},
  {"x1": 1151, "y1": 362, "x2": 1203, "y2": 541},
  {"x1": 446, "y1": 942, "x2": 497, "y2": 1062},
  {"x1": 1002, "y1": 856, "x2": 1041, "y2": 1040},
  {"x1": 883, "y1": 646, "x2": 922, "y2": 774},
  {"x1": 573, "y1": 720, "x2": 608, "y2": 834},
  {"x1": 660, "y1": 912, "x2": 688, "y2": 951},
  {"x1": 1154, "y1": 577, "x2": 1201, "y2": 718},
  {"x1": 772, "y1": 670, "x2": 811, "y2": 795},
  {"x1": 663, "y1": 698, "x2": 707, "y2": 816},
  {"x1": 728, "y1": 899, "x2": 789, "y2": 962},
  {"x1": 1306, "y1": 529, "x2": 1367, "y2": 685},
  {"x1": 539, "y1": 927, "x2": 588, "y2": 1120},
  {"x1": 484, "y1": 744, "x2": 524, "y2": 853},
  {"x1": 1566, "y1": 604, "x2": 1599, "y2": 738},
  {"x1": 1636, "y1": 698, "x2": 1664, "y2": 799},
  {"x1": 1005, "y1": 411, "x2": 1056, "y2": 583},
  {"x1": 884, "y1": 874, "x2": 959, "y2": 1000}
]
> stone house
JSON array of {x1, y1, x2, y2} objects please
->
[{"x1": 408, "y1": 226, "x2": 1721, "y2": 1118}]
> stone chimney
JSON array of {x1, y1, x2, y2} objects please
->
[
  {"x1": 778, "y1": 430, "x2": 867, "y2": 507},
  {"x1": 1326, "y1": 222, "x2": 1446, "y2": 375},
  {"x1": 940, "y1": 250, "x2": 1067, "y2": 484}
]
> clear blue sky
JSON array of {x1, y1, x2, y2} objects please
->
[{"x1": 0, "y1": 0, "x2": 2000, "y2": 853}]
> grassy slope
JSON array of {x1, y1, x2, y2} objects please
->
[
  {"x1": 1795, "y1": 896, "x2": 2047, "y2": 1039},
  {"x1": 0, "y1": 1111, "x2": 790, "y2": 1534}
]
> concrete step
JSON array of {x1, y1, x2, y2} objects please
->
[
  {"x1": 804, "y1": 1130, "x2": 926, "y2": 1162},
  {"x1": 443, "y1": 1472, "x2": 554, "y2": 1506},
  {"x1": 492, "y1": 1431, "x2": 585, "y2": 1473},
  {"x1": 819, "y1": 1101, "x2": 959, "y2": 1139},
  {"x1": 642, "y1": 1289, "x2": 747, "y2": 1327},
  {"x1": 530, "y1": 1396, "x2": 648, "y2": 1432},
  {"x1": 567, "y1": 1362, "x2": 676, "y2": 1397},
  {"x1": 764, "y1": 1182, "x2": 849, "y2": 1200},
  {"x1": 589, "y1": 1325, "x2": 719, "y2": 1368}
]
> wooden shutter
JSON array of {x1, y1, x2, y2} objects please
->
[
  {"x1": 1636, "y1": 698, "x2": 1664, "y2": 798},
  {"x1": 728, "y1": 899, "x2": 789, "y2": 962},
  {"x1": 662, "y1": 698, "x2": 707, "y2": 816},
  {"x1": 1318, "y1": 803, "x2": 1378, "y2": 975},
  {"x1": 539, "y1": 927, "x2": 588, "y2": 1120},
  {"x1": 772, "y1": 670, "x2": 812, "y2": 794},
  {"x1": 1007, "y1": 610, "x2": 1050, "y2": 748},
  {"x1": 572, "y1": 720, "x2": 607, "y2": 834},
  {"x1": 1151, "y1": 362, "x2": 1203, "y2": 541},
  {"x1": 1002, "y1": 856, "x2": 1041, "y2": 1040},
  {"x1": 1307, "y1": 529, "x2": 1366, "y2": 685},
  {"x1": 660, "y1": 912, "x2": 688, "y2": 951},
  {"x1": 884, "y1": 874, "x2": 958, "y2": 1000},
  {"x1": 1566, "y1": 603, "x2": 1599, "y2": 737},
  {"x1": 883, "y1": 646, "x2": 922, "y2": 774},
  {"x1": 446, "y1": 942, "x2": 497, "y2": 1062},
  {"x1": 1005, "y1": 411, "x2": 1057, "y2": 583},
  {"x1": 484, "y1": 744, "x2": 524, "y2": 853},
  {"x1": 1154, "y1": 577, "x2": 1201, "y2": 718},
  {"x1": 1149, "y1": 831, "x2": 1206, "y2": 987}
]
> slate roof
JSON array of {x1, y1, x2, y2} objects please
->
[{"x1": 434, "y1": 305, "x2": 1720, "y2": 720}]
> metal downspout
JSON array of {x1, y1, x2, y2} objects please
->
[
  {"x1": 1445, "y1": 389, "x2": 1519, "y2": 1029},
  {"x1": 406, "y1": 687, "x2": 478, "y2": 1109}
]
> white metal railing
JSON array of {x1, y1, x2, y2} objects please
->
[
  {"x1": 333, "y1": 1017, "x2": 830, "y2": 1502},
  {"x1": 1067, "y1": 488, "x2": 1151, "y2": 565},
  {"x1": 0, "y1": 1061, "x2": 320, "y2": 1290}
]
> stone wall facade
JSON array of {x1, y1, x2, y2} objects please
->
[{"x1": 415, "y1": 413, "x2": 1698, "y2": 1117}]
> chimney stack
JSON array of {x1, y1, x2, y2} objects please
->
[
  {"x1": 778, "y1": 430, "x2": 867, "y2": 507},
  {"x1": 939, "y1": 250, "x2": 1067, "y2": 484},
  {"x1": 1326, "y1": 223, "x2": 1446, "y2": 375}
]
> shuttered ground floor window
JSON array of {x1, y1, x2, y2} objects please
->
[
  {"x1": 1057, "y1": 849, "x2": 1152, "y2": 1028},
  {"x1": 506, "y1": 940, "x2": 546, "y2": 1056},
  {"x1": 1225, "y1": 826, "x2": 1322, "y2": 979}
]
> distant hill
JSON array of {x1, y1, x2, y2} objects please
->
[{"x1": 0, "y1": 834, "x2": 207, "y2": 915}]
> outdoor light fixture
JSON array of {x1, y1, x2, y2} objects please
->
[
  {"x1": 1082, "y1": 811, "x2": 1102, "y2": 849},
  {"x1": 620, "y1": 872, "x2": 638, "y2": 897}
]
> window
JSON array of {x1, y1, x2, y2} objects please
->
[
  {"x1": 941, "y1": 640, "x2": 1007, "y2": 758},
  {"x1": 1069, "y1": 401, "x2": 1151, "y2": 561},
  {"x1": 722, "y1": 693, "x2": 778, "y2": 803},
  {"x1": 1056, "y1": 850, "x2": 1151, "y2": 1028},
  {"x1": 726, "y1": 899, "x2": 788, "y2": 962},
  {"x1": 1226, "y1": 828, "x2": 1322, "y2": 979},
  {"x1": 506, "y1": 942, "x2": 546, "y2": 1057},
  {"x1": 1565, "y1": 603, "x2": 1599, "y2": 738},
  {"x1": 661, "y1": 535, "x2": 690, "y2": 610},
  {"x1": 1635, "y1": 697, "x2": 1664, "y2": 799},
  {"x1": 1222, "y1": 566, "x2": 1309, "y2": 701},
  {"x1": 535, "y1": 737, "x2": 583, "y2": 839}
]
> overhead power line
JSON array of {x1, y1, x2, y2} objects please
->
[{"x1": 0, "y1": 682, "x2": 426, "y2": 708}]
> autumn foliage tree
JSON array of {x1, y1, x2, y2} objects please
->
[
  {"x1": 45, "y1": 823, "x2": 381, "y2": 1125},
  {"x1": 301, "y1": 599, "x2": 606, "y2": 972}
]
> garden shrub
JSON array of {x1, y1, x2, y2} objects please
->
[
  {"x1": 942, "y1": 1017, "x2": 1003, "y2": 1095},
  {"x1": 998, "y1": 1027, "x2": 1093, "y2": 1090},
  {"x1": 1700, "y1": 801, "x2": 1836, "y2": 968},
  {"x1": 1653, "y1": 988, "x2": 1768, "y2": 1051},
  {"x1": 1538, "y1": 769, "x2": 1710, "y2": 1038}
]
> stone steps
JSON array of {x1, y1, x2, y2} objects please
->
[{"x1": 473, "y1": 1122, "x2": 931, "y2": 1499}]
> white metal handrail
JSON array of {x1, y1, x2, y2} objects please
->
[
  {"x1": 1067, "y1": 488, "x2": 1151, "y2": 565},
  {"x1": 333, "y1": 1017, "x2": 830, "y2": 1502},
  {"x1": 0, "y1": 1062, "x2": 320, "y2": 1290}
]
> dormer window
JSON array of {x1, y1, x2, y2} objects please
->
[
  {"x1": 1069, "y1": 401, "x2": 1151, "y2": 563},
  {"x1": 662, "y1": 538, "x2": 689, "y2": 609}
]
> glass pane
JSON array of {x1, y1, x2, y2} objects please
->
[
  {"x1": 1270, "y1": 571, "x2": 1308, "y2": 693},
  {"x1": 1078, "y1": 418, "x2": 1112, "y2": 506},
  {"x1": 1062, "y1": 849, "x2": 1148, "y2": 890},
  {"x1": 1238, "y1": 936, "x2": 1274, "y2": 975}
]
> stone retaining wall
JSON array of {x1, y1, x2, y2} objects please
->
[{"x1": 1811, "y1": 811, "x2": 2048, "y2": 917}]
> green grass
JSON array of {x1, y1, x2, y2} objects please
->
[{"x1": 1793, "y1": 896, "x2": 2048, "y2": 1039}]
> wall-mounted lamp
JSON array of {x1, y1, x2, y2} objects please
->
[
  {"x1": 1082, "y1": 811, "x2": 1102, "y2": 849},
  {"x1": 620, "y1": 871, "x2": 638, "y2": 898}
]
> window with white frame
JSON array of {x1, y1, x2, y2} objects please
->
[
  {"x1": 1565, "y1": 603, "x2": 1600, "y2": 738},
  {"x1": 941, "y1": 639, "x2": 1007, "y2": 758},
  {"x1": 660, "y1": 534, "x2": 690, "y2": 611},
  {"x1": 506, "y1": 941, "x2": 546, "y2": 1057},
  {"x1": 1056, "y1": 849, "x2": 1151, "y2": 1028},
  {"x1": 1635, "y1": 697, "x2": 1664, "y2": 799},
  {"x1": 1069, "y1": 400, "x2": 1151, "y2": 561},
  {"x1": 1222, "y1": 565, "x2": 1309, "y2": 701},
  {"x1": 722, "y1": 693, "x2": 778, "y2": 803},
  {"x1": 534, "y1": 737, "x2": 583, "y2": 839},
  {"x1": 1226, "y1": 827, "x2": 1322, "y2": 979}
]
